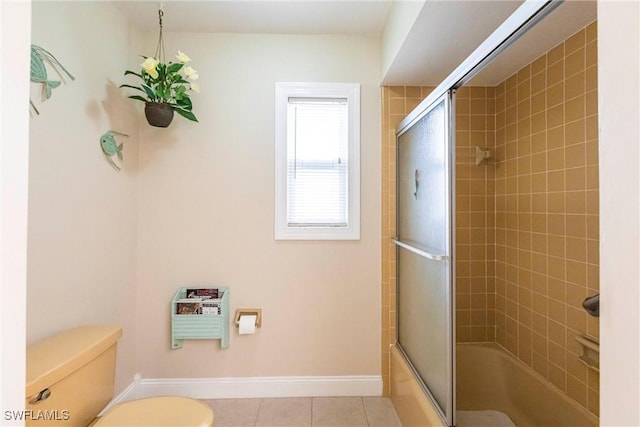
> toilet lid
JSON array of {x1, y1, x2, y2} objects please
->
[{"x1": 94, "y1": 396, "x2": 213, "y2": 427}]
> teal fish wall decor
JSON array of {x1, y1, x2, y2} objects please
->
[
  {"x1": 100, "y1": 131, "x2": 128, "y2": 171},
  {"x1": 30, "y1": 44, "x2": 75, "y2": 115}
]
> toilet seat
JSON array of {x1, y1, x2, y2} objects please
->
[{"x1": 93, "y1": 396, "x2": 214, "y2": 427}]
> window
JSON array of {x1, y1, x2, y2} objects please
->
[{"x1": 275, "y1": 82, "x2": 360, "y2": 240}]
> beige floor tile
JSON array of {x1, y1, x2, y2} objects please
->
[
  {"x1": 255, "y1": 397, "x2": 312, "y2": 427},
  {"x1": 205, "y1": 398, "x2": 261, "y2": 427},
  {"x1": 205, "y1": 396, "x2": 402, "y2": 426},
  {"x1": 362, "y1": 397, "x2": 402, "y2": 427},
  {"x1": 312, "y1": 397, "x2": 368, "y2": 427}
]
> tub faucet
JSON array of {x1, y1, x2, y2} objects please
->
[{"x1": 582, "y1": 294, "x2": 599, "y2": 317}]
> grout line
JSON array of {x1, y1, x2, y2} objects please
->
[
  {"x1": 310, "y1": 396, "x2": 314, "y2": 427},
  {"x1": 253, "y1": 398, "x2": 263, "y2": 427},
  {"x1": 361, "y1": 396, "x2": 370, "y2": 426}
]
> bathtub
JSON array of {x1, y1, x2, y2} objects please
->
[{"x1": 456, "y1": 343, "x2": 598, "y2": 427}]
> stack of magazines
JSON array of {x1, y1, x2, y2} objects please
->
[{"x1": 175, "y1": 288, "x2": 223, "y2": 315}]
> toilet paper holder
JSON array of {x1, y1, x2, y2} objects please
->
[{"x1": 234, "y1": 308, "x2": 262, "y2": 328}]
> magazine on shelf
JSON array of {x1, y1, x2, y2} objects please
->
[
  {"x1": 176, "y1": 298, "x2": 202, "y2": 315},
  {"x1": 201, "y1": 299, "x2": 221, "y2": 315},
  {"x1": 185, "y1": 288, "x2": 222, "y2": 300}
]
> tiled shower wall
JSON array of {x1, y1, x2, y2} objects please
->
[
  {"x1": 381, "y1": 21, "x2": 598, "y2": 416},
  {"x1": 455, "y1": 87, "x2": 497, "y2": 343},
  {"x1": 493, "y1": 21, "x2": 599, "y2": 415}
]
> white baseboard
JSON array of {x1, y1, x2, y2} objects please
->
[
  {"x1": 100, "y1": 373, "x2": 141, "y2": 415},
  {"x1": 112, "y1": 374, "x2": 382, "y2": 402}
]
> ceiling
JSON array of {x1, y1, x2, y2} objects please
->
[
  {"x1": 112, "y1": 0, "x2": 597, "y2": 86},
  {"x1": 381, "y1": 0, "x2": 523, "y2": 85},
  {"x1": 112, "y1": 1, "x2": 392, "y2": 35}
]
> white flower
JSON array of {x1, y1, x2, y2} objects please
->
[
  {"x1": 184, "y1": 66, "x2": 199, "y2": 80},
  {"x1": 176, "y1": 50, "x2": 191, "y2": 63},
  {"x1": 141, "y1": 57, "x2": 159, "y2": 79},
  {"x1": 190, "y1": 82, "x2": 200, "y2": 93}
]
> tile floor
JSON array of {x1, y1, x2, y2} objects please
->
[{"x1": 205, "y1": 396, "x2": 402, "y2": 427}]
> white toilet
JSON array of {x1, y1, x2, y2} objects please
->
[{"x1": 26, "y1": 325, "x2": 214, "y2": 427}]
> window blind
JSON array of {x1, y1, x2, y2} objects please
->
[{"x1": 286, "y1": 97, "x2": 349, "y2": 227}]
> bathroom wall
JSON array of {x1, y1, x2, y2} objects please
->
[
  {"x1": 28, "y1": 2, "x2": 141, "y2": 393},
  {"x1": 493, "y1": 21, "x2": 599, "y2": 416},
  {"x1": 136, "y1": 32, "x2": 382, "y2": 378},
  {"x1": 598, "y1": 2, "x2": 640, "y2": 424},
  {"x1": 1, "y1": 0, "x2": 31, "y2": 413},
  {"x1": 380, "y1": 0, "x2": 426, "y2": 78}
]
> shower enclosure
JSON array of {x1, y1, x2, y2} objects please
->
[{"x1": 387, "y1": 1, "x2": 600, "y2": 426}]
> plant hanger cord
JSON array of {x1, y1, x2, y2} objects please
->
[
  {"x1": 119, "y1": 2, "x2": 199, "y2": 125},
  {"x1": 155, "y1": 6, "x2": 165, "y2": 63}
]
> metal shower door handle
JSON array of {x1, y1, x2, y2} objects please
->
[{"x1": 392, "y1": 238, "x2": 448, "y2": 261}]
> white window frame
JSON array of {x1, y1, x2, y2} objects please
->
[{"x1": 275, "y1": 82, "x2": 360, "y2": 240}]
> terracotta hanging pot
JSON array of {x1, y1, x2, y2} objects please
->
[{"x1": 144, "y1": 102, "x2": 174, "y2": 128}]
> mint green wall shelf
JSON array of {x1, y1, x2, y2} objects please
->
[{"x1": 171, "y1": 287, "x2": 229, "y2": 349}]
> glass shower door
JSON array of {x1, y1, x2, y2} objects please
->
[{"x1": 394, "y1": 92, "x2": 454, "y2": 425}]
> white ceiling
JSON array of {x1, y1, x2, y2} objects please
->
[
  {"x1": 381, "y1": 1, "x2": 524, "y2": 85},
  {"x1": 112, "y1": 0, "x2": 597, "y2": 86},
  {"x1": 112, "y1": 1, "x2": 393, "y2": 35}
]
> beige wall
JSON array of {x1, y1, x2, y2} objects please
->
[
  {"x1": 598, "y1": 1, "x2": 640, "y2": 425},
  {"x1": 27, "y1": 1, "x2": 140, "y2": 393},
  {"x1": 136, "y1": 32, "x2": 382, "y2": 378},
  {"x1": 26, "y1": 4, "x2": 381, "y2": 390},
  {"x1": 380, "y1": 0, "x2": 425, "y2": 78},
  {"x1": 1, "y1": 0, "x2": 31, "y2": 413}
]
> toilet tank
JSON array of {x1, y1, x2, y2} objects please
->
[{"x1": 26, "y1": 326, "x2": 123, "y2": 427}]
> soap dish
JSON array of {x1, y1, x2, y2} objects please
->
[{"x1": 575, "y1": 335, "x2": 599, "y2": 372}]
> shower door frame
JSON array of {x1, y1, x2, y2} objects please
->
[{"x1": 394, "y1": 91, "x2": 457, "y2": 426}]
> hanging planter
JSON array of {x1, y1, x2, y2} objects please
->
[
  {"x1": 120, "y1": 7, "x2": 199, "y2": 128},
  {"x1": 145, "y1": 102, "x2": 174, "y2": 128}
]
